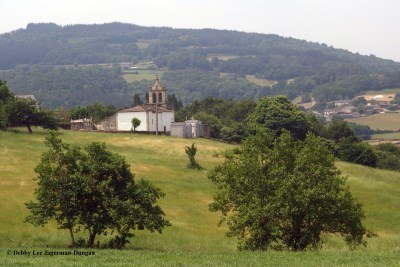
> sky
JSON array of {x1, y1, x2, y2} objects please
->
[{"x1": 1, "y1": 0, "x2": 399, "y2": 62}]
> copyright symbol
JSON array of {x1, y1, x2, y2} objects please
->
[{"x1": 7, "y1": 250, "x2": 12, "y2": 255}]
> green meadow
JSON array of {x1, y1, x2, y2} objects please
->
[
  {"x1": 123, "y1": 70, "x2": 164, "y2": 83},
  {"x1": 346, "y1": 113, "x2": 400, "y2": 131},
  {"x1": 0, "y1": 129, "x2": 399, "y2": 266}
]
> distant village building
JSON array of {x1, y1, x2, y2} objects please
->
[
  {"x1": 332, "y1": 100, "x2": 351, "y2": 107},
  {"x1": 98, "y1": 76, "x2": 175, "y2": 133},
  {"x1": 71, "y1": 118, "x2": 95, "y2": 131},
  {"x1": 171, "y1": 120, "x2": 205, "y2": 138},
  {"x1": 119, "y1": 62, "x2": 132, "y2": 71}
]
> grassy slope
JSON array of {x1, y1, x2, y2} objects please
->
[
  {"x1": 123, "y1": 70, "x2": 164, "y2": 83},
  {"x1": 346, "y1": 113, "x2": 400, "y2": 131},
  {"x1": 245, "y1": 75, "x2": 276, "y2": 87},
  {"x1": 372, "y1": 132, "x2": 400, "y2": 140},
  {"x1": 0, "y1": 129, "x2": 399, "y2": 266}
]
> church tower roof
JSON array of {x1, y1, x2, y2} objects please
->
[{"x1": 149, "y1": 75, "x2": 166, "y2": 92}]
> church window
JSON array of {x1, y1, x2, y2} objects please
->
[
  {"x1": 158, "y1": 92, "x2": 163, "y2": 103},
  {"x1": 152, "y1": 93, "x2": 156, "y2": 103}
]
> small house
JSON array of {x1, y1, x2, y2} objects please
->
[
  {"x1": 71, "y1": 118, "x2": 95, "y2": 131},
  {"x1": 170, "y1": 120, "x2": 204, "y2": 138}
]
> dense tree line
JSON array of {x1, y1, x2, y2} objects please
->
[
  {"x1": 0, "y1": 67, "x2": 268, "y2": 108},
  {"x1": 0, "y1": 65, "x2": 129, "y2": 108},
  {"x1": 176, "y1": 96, "x2": 257, "y2": 142},
  {"x1": 1, "y1": 22, "x2": 399, "y2": 73},
  {"x1": 1, "y1": 22, "x2": 400, "y2": 106},
  {"x1": 70, "y1": 102, "x2": 117, "y2": 123}
]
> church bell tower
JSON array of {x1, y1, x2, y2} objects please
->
[{"x1": 148, "y1": 76, "x2": 167, "y2": 108}]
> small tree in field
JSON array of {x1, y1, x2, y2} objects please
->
[
  {"x1": 25, "y1": 131, "x2": 84, "y2": 247},
  {"x1": 185, "y1": 143, "x2": 201, "y2": 169},
  {"x1": 131, "y1": 117, "x2": 141, "y2": 131},
  {"x1": 25, "y1": 131, "x2": 170, "y2": 248},
  {"x1": 209, "y1": 130, "x2": 370, "y2": 251}
]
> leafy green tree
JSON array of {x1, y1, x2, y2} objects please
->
[
  {"x1": 131, "y1": 117, "x2": 141, "y2": 131},
  {"x1": 4, "y1": 98, "x2": 58, "y2": 132},
  {"x1": 209, "y1": 130, "x2": 369, "y2": 251},
  {"x1": 70, "y1": 103, "x2": 117, "y2": 123},
  {"x1": 132, "y1": 93, "x2": 143, "y2": 107},
  {"x1": 0, "y1": 80, "x2": 13, "y2": 103},
  {"x1": 167, "y1": 94, "x2": 183, "y2": 111},
  {"x1": 25, "y1": 133, "x2": 170, "y2": 248},
  {"x1": 247, "y1": 95, "x2": 309, "y2": 140},
  {"x1": 81, "y1": 142, "x2": 170, "y2": 248},
  {"x1": 0, "y1": 80, "x2": 13, "y2": 129},
  {"x1": 338, "y1": 137, "x2": 377, "y2": 167},
  {"x1": 193, "y1": 112, "x2": 222, "y2": 139},
  {"x1": 25, "y1": 131, "x2": 85, "y2": 247},
  {"x1": 375, "y1": 143, "x2": 400, "y2": 171},
  {"x1": 326, "y1": 119, "x2": 357, "y2": 142},
  {"x1": 185, "y1": 143, "x2": 201, "y2": 169}
]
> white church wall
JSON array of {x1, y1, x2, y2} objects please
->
[
  {"x1": 117, "y1": 112, "x2": 148, "y2": 131},
  {"x1": 148, "y1": 112, "x2": 175, "y2": 132}
]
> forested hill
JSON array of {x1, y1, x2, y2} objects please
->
[
  {"x1": 1, "y1": 22, "x2": 399, "y2": 71},
  {"x1": 1, "y1": 22, "x2": 400, "y2": 108}
]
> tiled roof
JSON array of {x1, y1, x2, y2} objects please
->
[{"x1": 118, "y1": 104, "x2": 173, "y2": 113}]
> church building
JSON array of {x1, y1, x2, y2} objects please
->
[{"x1": 96, "y1": 77, "x2": 175, "y2": 132}]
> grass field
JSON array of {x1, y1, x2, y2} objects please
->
[
  {"x1": 206, "y1": 54, "x2": 240, "y2": 61},
  {"x1": 346, "y1": 113, "x2": 400, "y2": 131},
  {"x1": 123, "y1": 69, "x2": 164, "y2": 83},
  {"x1": 1, "y1": 129, "x2": 399, "y2": 266},
  {"x1": 245, "y1": 75, "x2": 277, "y2": 87},
  {"x1": 360, "y1": 88, "x2": 400, "y2": 95},
  {"x1": 372, "y1": 132, "x2": 400, "y2": 140}
]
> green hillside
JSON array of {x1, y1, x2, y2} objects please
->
[
  {"x1": 0, "y1": 129, "x2": 399, "y2": 265},
  {"x1": 1, "y1": 23, "x2": 400, "y2": 108}
]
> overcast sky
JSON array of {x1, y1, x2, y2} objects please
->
[{"x1": 1, "y1": 0, "x2": 399, "y2": 62}]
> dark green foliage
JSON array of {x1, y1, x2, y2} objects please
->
[
  {"x1": 0, "y1": 65, "x2": 129, "y2": 109},
  {"x1": 391, "y1": 93, "x2": 400, "y2": 104},
  {"x1": 25, "y1": 132, "x2": 84, "y2": 247},
  {"x1": 25, "y1": 132, "x2": 170, "y2": 248},
  {"x1": 3, "y1": 98, "x2": 58, "y2": 132},
  {"x1": 324, "y1": 120, "x2": 377, "y2": 167},
  {"x1": 131, "y1": 117, "x2": 141, "y2": 131},
  {"x1": 193, "y1": 112, "x2": 222, "y2": 139},
  {"x1": 325, "y1": 119, "x2": 357, "y2": 142},
  {"x1": 185, "y1": 143, "x2": 201, "y2": 169},
  {"x1": 161, "y1": 70, "x2": 267, "y2": 104},
  {"x1": 0, "y1": 80, "x2": 13, "y2": 129},
  {"x1": 374, "y1": 143, "x2": 400, "y2": 171},
  {"x1": 337, "y1": 137, "x2": 377, "y2": 167},
  {"x1": 0, "y1": 80, "x2": 13, "y2": 103},
  {"x1": 177, "y1": 96, "x2": 256, "y2": 142},
  {"x1": 209, "y1": 130, "x2": 369, "y2": 251},
  {"x1": 70, "y1": 102, "x2": 117, "y2": 123},
  {"x1": 132, "y1": 93, "x2": 143, "y2": 107},
  {"x1": 352, "y1": 97, "x2": 367, "y2": 107},
  {"x1": 247, "y1": 95, "x2": 309, "y2": 140},
  {"x1": 347, "y1": 122, "x2": 373, "y2": 140},
  {"x1": 1, "y1": 23, "x2": 400, "y2": 107},
  {"x1": 167, "y1": 94, "x2": 183, "y2": 111}
]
